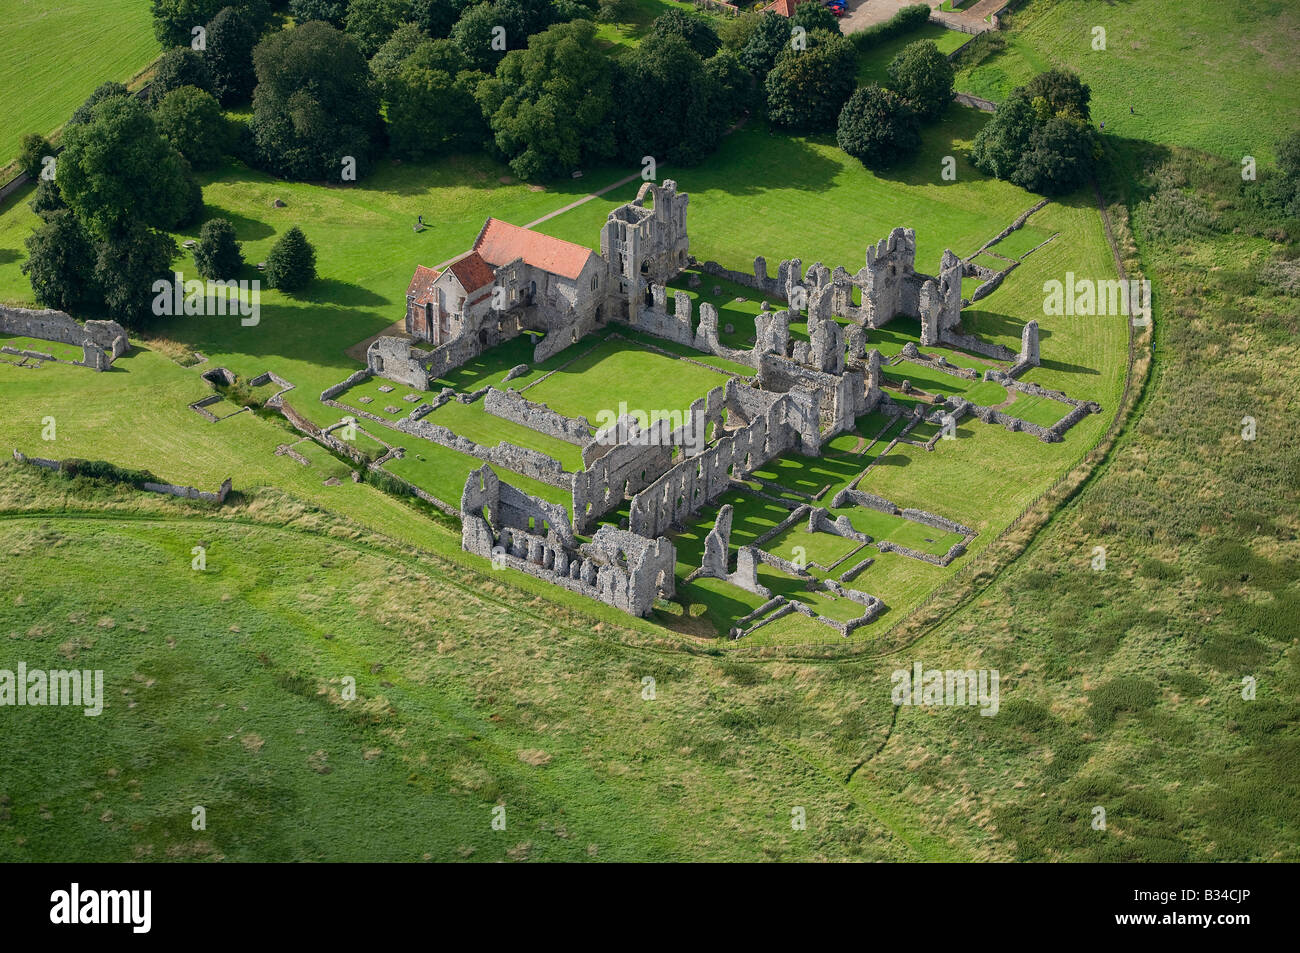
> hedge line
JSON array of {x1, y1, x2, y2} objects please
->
[{"x1": 851, "y1": 4, "x2": 932, "y2": 52}]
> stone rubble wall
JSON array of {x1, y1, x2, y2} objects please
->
[
  {"x1": 629, "y1": 394, "x2": 797, "y2": 538},
  {"x1": 483, "y1": 387, "x2": 591, "y2": 445},
  {"x1": 897, "y1": 342, "x2": 980, "y2": 381},
  {"x1": 0, "y1": 307, "x2": 130, "y2": 371},
  {"x1": 839, "y1": 555, "x2": 875, "y2": 582},
  {"x1": 461, "y1": 466, "x2": 672, "y2": 617},
  {"x1": 2, "y1": 345, "x2": 55, "y2": 361},
  {"x1": 279, "y1": 400, "x2": 369, "y2": 465},
  {"x1": 750, "y1": 504, "x2": 811, "y2": 550},
  {"x1": 939, "y1": 328, "x2": 1017, "y2": 360},
  {"x1": 321, "y1": 368, "x2": 371, "y2": 401},
  {"x1": 900, "y1": 508, "x2": 974, "y2": 537},
  {"x1": 12, "y1": 450, "x2": 230, "y2": 502},
  {"x1": 831, "y1": 487, "x2": 899, "y2": 513},
  {"x1": 399, "y1": 415, "x2": 573, "y2": 489},
  {"x1": 807, "y1": 506, "x2": 871, "y2": 543},
  {"x1": 572, "y1": 433, "x2": 675, "y2": 534},
  {"x1": 366, "y1": 337, "x2": 430, "y2": 390}
]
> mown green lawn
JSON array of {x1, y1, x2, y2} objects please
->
[
  {"x1": 519, "y1": 335, "x2": 730, "y2": 426},
  {"x1": 954, "y1": 0, "x2": 1300, "y2": 161},
  {"x1": 0, "y1": 88, "x2": 1124, "y2": 645},
  {"x1": 0, "y1": 0, "x2": 158, "y2": 166},
  {"x1": 856, "y1": 22, "x2": 972, "y2": 87}
]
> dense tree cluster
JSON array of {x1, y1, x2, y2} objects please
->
[
  {"x1": 22, "y1": 87, "x2": 201, "y2": 326},
  {"x1": 971, "y1": 69, "x2": 1099, "y2": 194},
  {"x1": 20, "y1": 2, "x2": 782, "y2": 322},
  {"x1": 836, "y1": 84, "x2": 920, "y2": 169},
  {"x1": 249, "y1": 20, "x2": 384, "y2": 180},
  {"x1": 765, "y1": 29, "x2": 857, "y2": 134},
  {"x1": 476, "y1": 19, "x2": 616, "y2": 179}
]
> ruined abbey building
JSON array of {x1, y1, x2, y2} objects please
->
[{"x1": 355, "y1": 181, "x2": 1093, "y2": 621}]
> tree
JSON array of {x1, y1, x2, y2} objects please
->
[
  {"x1": 791, "y1": 2, "x2": 839, "y2": 36},
  {"x1": 346, "y1": 0, "x2": 411, "y2": 58},
  {"x1": 18, "y1": 133, "x2": 53, "y2": 180},
  {"x1": 451, "y1": 3, "x2": 511, "y2": 73},
  {"x1": 836, "y1": 84, "x2": 920, "y2": 169},
  {"x1": 250, "y1": 20, "x2": 384, "y2": 180},
  {"x1": 718, "y1": 10, "x2": 760, "y2": 52},
  {"x1": 476, "y1": 20, "x2": 615, "y2": 180},
  {"x1": 289, "y1": 0, "x2": 347, "y2": 25},
  {"x1": 149, "y1": 47, "x2": 216, "y2": 104},
  {"x1": 1022, "y1": 69, "x2": 1091, "y2": 121},
  {"x1": 553, "y1": 0, "x2": 597, "y2": 20},
  {"x1": 57, "y1": 96, "x2": 200, "y2": 239},
  {"x1": 886, "y1": 39, "x2": 953, "y2": 121},
  {"x1": 68, "y1": 82, "x2": 129, "y2": 126},
  {"x1": 265, "y1": 225, "x2": 317, "y2": 291},
  {"x1": 648, "y1": 9, "x2": 720, "y2": 58},
  {"x1": 29, "y1": 177, "x2": 67, "y2": 220},
  {"x1": 152, "y1": 0, "x2": 227, "y2": 47},
  {"x1": 194, "y1": 218, "x2": 245, "y2": 278},
  {"x1": 705, "y1": 48, "x2": 753, "y2": 125},
  {"x1": 96, "y1": 224, "x2": 179, "y2": 327},
  {"x1": 497, "y1": 0, "x2": 558, "y2": 38},
  {"x1": 971, "y1": 83, "x2": 1097, "y2": 195},
  {"x1": 409, "y1": 0, "x2": 468, "y2": 38},
  {"x1": 596, "y1": 0, "x2": 637, "y2": 23},
  {"x1": 739, "y1": 12, "x2": 789, "y2": 82},
  {"x1": 615, "y1": 34, "x2": 724, "y2": 167},
  {"x1": 154, "y1": 86, "x2": 228, "y2": 169},
  {"x1": 1276, "y1": 129, "x2": 1300, "y2": 182},
  {"x1": 386, "y1": 43, "x2": 486, "y2": 159},
  {"x1": 205, "y1": 5, "x2": 261, "y2": 105},
  {"x1": 370, "y1": 21, "x2": 431, "y2": 86},
  {"x1": 1012, "y1": 114, "x2": 1095, "y2": 194},
  {"x1": 22, "y1": 210, "x2": 101, "y2": 311},
  {"x1": 970, "y1": 92, "x2": 1036, "y2": 180},
  {"x1": 765, "y1": 29, "x2": 857, "y2": 133}
]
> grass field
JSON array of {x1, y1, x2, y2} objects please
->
[
  {"x1": 0, "y1": 76, "x2": 1124, "y2": 646},
  {"x1": 856, "y1": 22, "x2": 972, "y2": 87},
  {"x1": 0, "y1": 484, "x2": 923, "y2": 861},
  {"x1": 518, "y1": 336, "x2": 731, "y2": 426},
  {"x1": 0, "y1": 0, "x2": 1295, "y2": 866},
  {"x1": 953, "y1": 0, "x2": 1300, "y2": 162},
  {"x1": 0, "y1": 0, "x2": 158, "y2": 166},
  {"x1": 593, "y1": 0, "x2": 706, "y2": 51}
]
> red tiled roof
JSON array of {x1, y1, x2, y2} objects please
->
[
  {"x1": 473, "y1": 218, "x2": 596, "y2": 281},
  {"x1": 407, "y1": 265, "x2": 441, "y2": 306},
  {"x1": 445, "y1": 251, "x2": 496, "y2": 294},
  {"x1": 768, "y1": 0, "x2": 803, "y2": 16}
]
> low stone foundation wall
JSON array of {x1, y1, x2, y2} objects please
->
[
  {"x1": 12, "y1": 450, "x2": 230, "y2": 502},
  {"x1": 321, "y1": 368, "x2": 371, "y2": 401},
  {"x1": 484, "y1": 387, "x2": 591, "y2": 444}
]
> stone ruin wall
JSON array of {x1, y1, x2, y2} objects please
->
[
  {"x1": 1, "y1": 306, "x2": 130, "y2": 370},
  {"x1": 628, "y1": 391, "x2": 797, "y2": 539},
  {"x1": 367, "y1": 337, "x2": 431, "y2": 390},
  {"x1": 483, "y1": 387, "x2": 591, "y2": 445},
  {"x1": 12, "y1": 450, "x2": 230, "y2": 502},
  {"x1": 461, "y1": 466, "x2": 673, "y2": 617}
]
